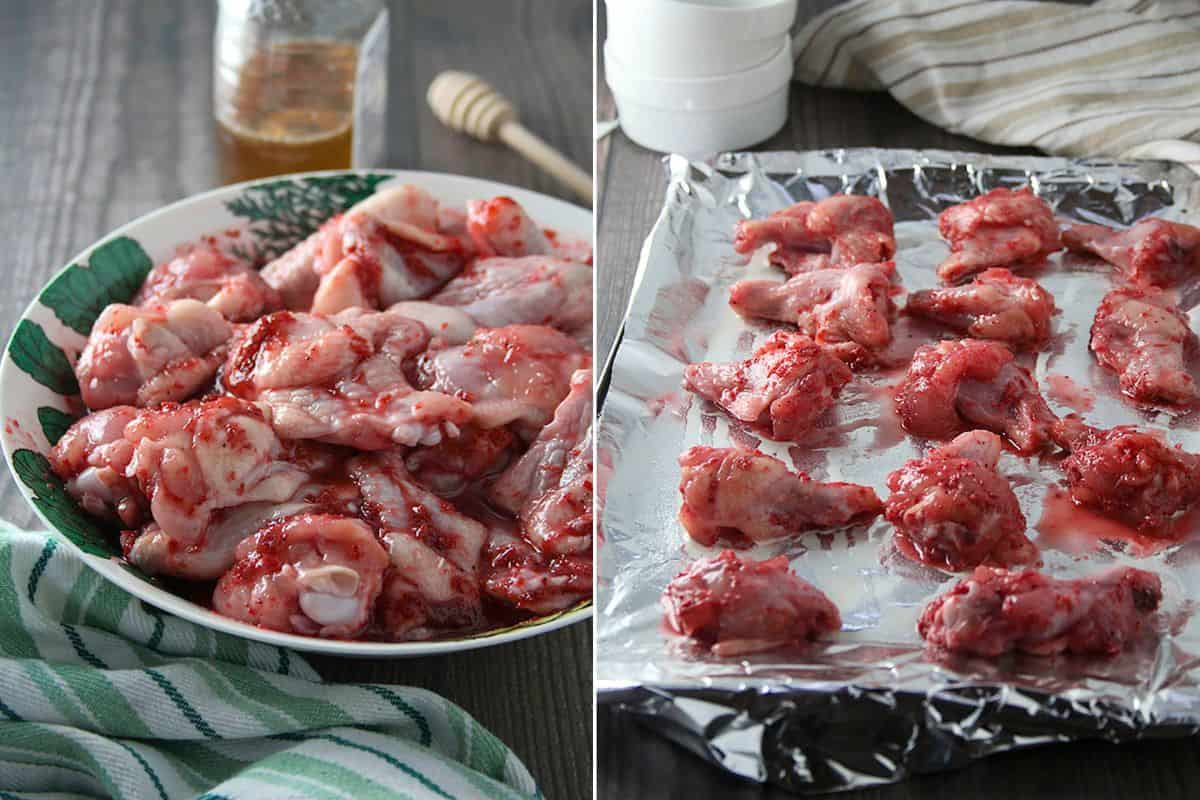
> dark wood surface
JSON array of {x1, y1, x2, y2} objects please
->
[
  {"x1": 595, "y1": 2, "x2": 1200, "y2": 798},
  {"x1": 0, "y1": 2, "x2": 592, "y2": 799}
]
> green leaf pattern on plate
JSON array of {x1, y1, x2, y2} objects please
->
[
  {"x1": 39, "y1": 236, "x2": 154, "y2": 335},
  {"x1": 37, "y1": 407, "x2": 78, "y2": 446},
  {"x1": 9, "y1": 320, "x2": 79, "y2": 395},
  {"x1": 225, "y1": 173, "x2": 392, "y2": 263},
  {"x1": 11, "y1": 449, "x2": 117, "y2": 557}
]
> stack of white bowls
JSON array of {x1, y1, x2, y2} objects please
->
[{"x1": 604, "y1": 0, "x2": 797, "y2": 155}]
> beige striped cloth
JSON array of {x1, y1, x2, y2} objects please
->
[{"x1": 793, "y1": 0, "x2": 1200, "y2": 171}]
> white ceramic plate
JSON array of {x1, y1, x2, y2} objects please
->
[{"x1": 0, "y1": 169, "x2": 594, "y2": 657}]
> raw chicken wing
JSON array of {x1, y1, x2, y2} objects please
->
[
  {"x1": 350, "y1": 452, "x2": 489, "y2": 639},
  {"x1": 387, "y1": 301, "x2": 477, "y2": 345},
  {"x1": 683, "y1": 331, "x2": 852, "y2": 441},
  {"x1": 730, "y1": 262, "x2": 897, "y2": 362},
  {"x1": 405, "y1": 425, "x2": 515, "y2": 496},
  {"x1": 214, "y1": 512, "x2": 388, "y2": 638},
  {"x1": 260, "y1": 185, "x2": 470, "y2": 313},
  {"x1": 134, "y1": 244, "x2": 280, "y2": 322},
  {"x1": 223, "y1": 308, "x2": 472, "y2": 449},
  {"x1": 918, "y1": 566, "x2": 1162, "y2": 657},
  {"x1": 733, "y1": 195, "x2": 894, "y2": 275},
  {"x1": 416, "y1": 324, "x2": 590, "y2": 441},
  {"x1": 937, "y1": 188, "x2": 1062, "y2": 283},
  {"x1": 431, "y1": 256, "x2": 592, "y2": 346},
  {"x1": 662, "y1": 550, "x2": 841, "y2": 656},
  {"x1": 894, "y1": 339, "x2": 1058, "y2": 453},
  {"x1": 76, "y1": 299, "x2": 233, "y2": 410},
  {"x1": 733, "y1": 201, "x2": 831, "y2": 274},
  {"x1": 490, "y1": 368, "x2": 593, "y2": 555},
  {"x1": 465, "y1": 196, "x2": 552, "y2": 258},
  {"x1": 885, "y1": 430, "x2": 1038, "y2": 571},
  {"x1": 906, "y1": 268, "x2": 1055, "y2": 347},
  {"x1": 1057, "y1": 420, "x2": 1200, "y2": 530},
  {"x1": 677, "y1": 446, "x2": 882, "y2": 547},
  {"x1": 482, "y1": 525, "x2": 592, "y2": 615},
  {"x1": 1090, "y1": 286, "x2": 1199, "y2": 407},
  {"x1": 48, "y1": 407, "x2": 141, "y2": 525},
  {"x1": 1063, "y1": 217, "x2": 1200, "y2": 287}
]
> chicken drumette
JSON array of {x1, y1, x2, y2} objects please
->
[
  {"x1": 683, "y1": 332, "x2": 852, "y2": 441},
  {"x1": 906, "y1": 268, "x2": 1055, "y2": 347},
  {"x1": 936, "y1": 188, "x2": 1062, "y2": 284},
  {"x1": 733, "y1": 195, "x2": 895, "y2": 275},
  {"x1": 676, "y1": 446, "x2": 882, "y2": 548},
  {"x1": 1090, "y1": 286, "x2": 1199, "y2": 408},
  {"x1": 919, "y1": 566, "x2": 1162, "y2": 657},
  {"x1": 885, "y1": 430, "x2": 1038, "y2": 571},
  {"x1": 730, "y1": 262, "x2": 898, "y2": 363},
  {"x1": 662, "y1": 550, "x2": 842, "y2": 657},
  {"x1": 134, "y1": 244, "x2": 280, "y2": 322},
  {"x1": 1063, "y1": 217, "x2": 1200, "y2": 287},
  {"x1": 894, "y1": 339, "x2": 1058, "y2": 454}
]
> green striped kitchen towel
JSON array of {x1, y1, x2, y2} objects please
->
[
  {"x1": 0, "y1": 524, "x2": 540, "y2": 800},
  {"x1": 794, "y1": 0, "x2": 1200, "y2": 171}
]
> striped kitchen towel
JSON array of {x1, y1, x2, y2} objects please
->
[
  {"x1": 0, "y1": 524, "x2": 540, "y2": 800},
  {"x1": 793, "y1": 0, "x2": 1200, "y2": 170}
]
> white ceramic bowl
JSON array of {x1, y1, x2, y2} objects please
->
[
  {"x1": 0, "y1": 169, "x2": 593, "y2": 657},
  {"x1": 606, "y1": 37, "x2": 793, "y2": 155},
  {"x1": 606, "y1": 0, "x2": 798, "y2": 78}
]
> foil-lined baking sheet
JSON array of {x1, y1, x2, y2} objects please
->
[{"x1": 595, "y1": 149, "x2": 1200, "y2": 793}]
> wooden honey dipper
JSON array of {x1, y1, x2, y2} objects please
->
[{"x1": 427, "y1": 71, "x2": 593, "y2": 205}]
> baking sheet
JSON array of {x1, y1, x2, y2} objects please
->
[{"x1": 595, "y1": 149, "x2": 1200, "y2": 792}]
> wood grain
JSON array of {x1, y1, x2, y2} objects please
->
[
  {"x1": 0, "y1": 2, "x2": 592, "y2": 799},
  {"x1": 595, "y1": 2, "x2": 1200, "y2": 798}
]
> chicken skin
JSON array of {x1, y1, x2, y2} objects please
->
[
  {"x1": 676, "y1": 446, "x2": 882, "y2": 548},
  {"x1": 662, "y1": 550, "x2": 842, "y2": 657},
  {"x1": 76, "y1": 299, "x2": 233, "y2": 410},
  {"x1": 260, "y1": 185, "x2": 471, "y2": 313},
  {"x1": 919, "y1": 566, "x2": 1162, "y2": 657},
  {"x1": 134, "y1": 244, "x2": 280, "y2": 322},
  {"x1": 465, "y1": 196, "x2": 553, "y2": 258},
  {"x1": 683, "y1": 332, "x2": 852, "y2": 441},
  {"x1": 733, "y1": 195, "x2": 894, "y2": 275},
  {"x1": 729, "y1": 262, "x2": 897, "y2": 363},
  {"x1": 1063, "y1": 217, "x2": 1200, "y2": 287},
  {"x1": 1090, "y1": 286, "x2": 1199, "y2": 408},
  {"x1": 894, "y1": 339, "x2": 1058, "y2": 454},
  {"x1": 1056, "y1": 419, "x2": 1200, "y2": 531},
  {"x1": 885, "y1": 431, "x2": 1038, "y2": 571},
  {"x1": 937, "y1": 188, "x2": 1062, "y2": 283},
  {"x1": 906, "y1": 268, "x2": 1055, "y2": 347},
  {"x1": 223, "y1": 308, "x2": 472, "y2": 449},
  {"x1": 213, "y1": 513, "x2": 388, "y2": 639}
]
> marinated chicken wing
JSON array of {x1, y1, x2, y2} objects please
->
[
  {"x1": 134, "y1": 244, "x2": 281, "y2": 322},
  {"x1": 1057, "y1": 420, "x2": 1200, "y2": 531},
  {"x1": 387, "y1": 301, "x2": 477, "y2": 345},
  {"x1": 416, "y1": 324, "x2": 590, "y2": 441},
  {"x1": 223, "y1": 308, "x2": 472, "y2": 449},
  {"x1": 490, "y1": 368, "x2": 593, "y2": 555},
  {"x1": 683, "y1": 331, "x2": 852, "y2": 441},
  {"x1": 350, "y1": 452, "x2": 489, "y2": 640},
  {"x1": 76, "y1": 299, "x2": 233, "y2": 410},
  {"x1": 213, "y1": 513, "x2": 388, "y2": 638},
  {"x1": 662, "y1": 550, "x2": 841, "y2": 657},
  {"x1": 482, "y1": 526, "x2": 592, "y2": 615},
  {"x1": 919, "y1": 566, "x2": 1162, "y2": 657},
  {"x1": 885, "y1": 431, "x2": 1038, "y2": 571},
  {"x1": 937, "y1": 188, "x2": 1062, "y2": 283},
  {"x1": 260, "y1": 185, "x2": 470, "y2": 313},
  {"x1": 733, "y1": 195, "x2": 894, "y2": 275},
  {"x1": 465, "y1": 196, "x2": 552, "y2": 258},
  {"x1": 677, "y1": 446, "x2": 882, "y2": 548},
  {"x1": 1090, "y1": 286, "x2": 1199, "y2": 407},
  {"x1": 48, "y1": 406, "x2": 141, "y2": 525},
  {"x1": 405, "y1": 425, "x2": 515, "y2": 497},
  {"x1": 906, "y1": 268, "x2": 1055, "y2": 347},
  {"x1": 430, "y1": 256, "x2": 592, "y2": 345},
  {"x1": 894, "y1": 339, "x2": 1058, "y2": 453},
  {"x1": 1063, "y1": 217, "x2": 1200, "y2": 287},
  {"x1": 730, "y1": 262, "x2": 897, "y2": 363}
]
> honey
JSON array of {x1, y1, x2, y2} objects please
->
[{"x1": 215, "y1": 40, "x2": 358, "y2": 184}]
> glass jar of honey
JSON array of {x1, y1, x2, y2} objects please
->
[{"x1": 214, "y1": 0, "x2": 388, "y2": 184}]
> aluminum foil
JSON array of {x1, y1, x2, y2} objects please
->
[{"x1": 595, "y1": 149, "x2": 1200, "y2": 793}]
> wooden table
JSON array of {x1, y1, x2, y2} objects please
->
[
  {"x1": 595, "y1": 3, "x2": 1200, "y2": 798},
  {"x1": 0, "y1": 3, "x2": 592, "y2": 799}
]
